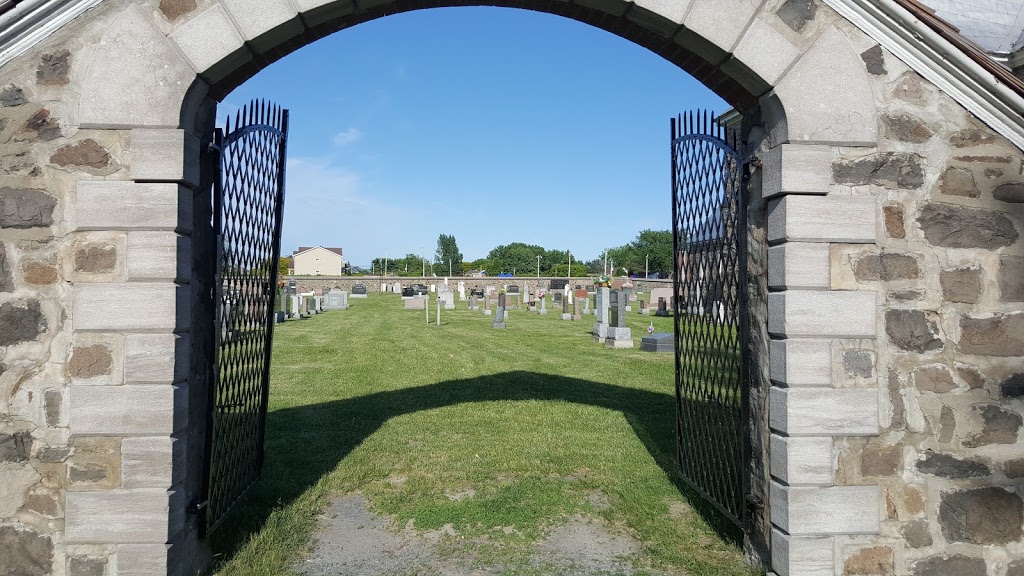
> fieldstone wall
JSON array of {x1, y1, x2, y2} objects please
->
[
  {"x1": 0, "y1": 0, "x2": 1020, "y2": 575},
  {"x1": 824, "y1": 48, "x2": 1024, "y2": 576}
]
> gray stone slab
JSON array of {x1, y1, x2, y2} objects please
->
[{"x1": 640, "y1": 332, "x2": 674, "y2": 353}]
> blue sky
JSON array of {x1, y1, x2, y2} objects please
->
[{"x1": 222, "y1": 7, "x2": 724, "y2": 266}]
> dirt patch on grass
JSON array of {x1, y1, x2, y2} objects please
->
[{"x1": 299, "y1": 494, "x2": 650, "y2": 575}]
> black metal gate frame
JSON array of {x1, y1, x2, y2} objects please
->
[
  {"x1": 670, "y1": 110, "x2": 750, "y2": 528},
  {"x1": 199, "y1": 100, "x2": 289, "y2": 536}
]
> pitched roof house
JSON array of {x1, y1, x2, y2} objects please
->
[{"x1": 291, "y1": 246, "x2": 345, "y2": 276}]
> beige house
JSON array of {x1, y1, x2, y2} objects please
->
[{"x1": 292, "y1": 246, "x2": 345, "y2": 276}]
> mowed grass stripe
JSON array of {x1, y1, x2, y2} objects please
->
[{"x1": 212, "y1": 293, "x2": 758, "y2": 576}]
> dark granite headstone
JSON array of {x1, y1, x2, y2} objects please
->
[
  {"x1": 352, "y1": 284, "x2": 367, "y2": 295},
  {"x1": 656, "y1": 297, "x2": 669, "y2": 317},
  {"x1": 640, "y1": 332, "x2": 674, "y2": 353},
  {"x1": 506, "y1": 285, "x2": 520, "y2": 293},
  {"x1": 549, "y1": 279, "x2": 568, "y2": 290},
  {"x1": 402, "y1": 287, "x2": 415, "y2": 297}
]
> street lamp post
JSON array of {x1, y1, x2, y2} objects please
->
[{"x1": 645, "y1": 254, "x2": 649, "y2": 279}]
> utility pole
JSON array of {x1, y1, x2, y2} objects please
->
[
  {"x1": 567, "y1": 251, "x2": 572, "y2": 280},
  {"x1": 603, "y1": 249, "x2": 608, "y2": 275},
  {"x1": 645, "y1": 254, "x2": 649, "y2": 279},
  {"x1": 536, "y1": 255, "x2": 541, "y2": 278},
  {"x1": 449, "y1": 258, "x2": 452, "y2": 277}
]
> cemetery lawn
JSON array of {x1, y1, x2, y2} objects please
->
[{"x1": 211, "y1": 294, "x2": 759, "y2": 576}]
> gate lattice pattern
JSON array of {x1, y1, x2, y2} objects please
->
[
  {"x1": 202, "y1": 100, "x2": 289, "y2": 535},
  {"x1": 670, "y1": 111, "x2": 748, "y2": 527}
]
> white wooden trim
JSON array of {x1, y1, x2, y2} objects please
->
[{"x1": 0, "y1": 0, "x2": 104, "y2": 69}]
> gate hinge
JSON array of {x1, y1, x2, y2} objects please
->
[
  {"x1": 208, "y1": 141, "x2": 221, "y2": 153},
  {"x1": 192, "y1": 499, "x2": 209, "y2": 514}
]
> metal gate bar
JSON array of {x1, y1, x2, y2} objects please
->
[
  {"x1": 670, "y1": 110, "x2": 749, "y2": 527},
  {"x1": 200, "y1": 100, "x2": 289, "y2": 535}
]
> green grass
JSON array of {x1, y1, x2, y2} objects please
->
[{"x1": 210, "y1": 293, "x2": 760, "y2": 576}]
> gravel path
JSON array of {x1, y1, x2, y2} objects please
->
[{"x1": 298, "y1": 494, "x2": 649, "y2": 576}]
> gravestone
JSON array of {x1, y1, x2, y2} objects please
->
[
  {"x1": 290, "y1": 294, "x2": 301, "y2": 318},
  {"x1": 302, "y1": 293, "x2": 316, "y2": 315},
  {"x1": 469, "y1": 294, "x2": 479, "y2": 311},
  {"x1": 483, "y1": 293, "x2": 493, "y2": 316},
  {"x1": 572, "y1": 297, "x2": 581, "y2": 321},
  {"x1": 506, "y1": 285, "x2": 521, "y2": 309},
  {"x1": 401, "y1": 287, "x2": 415, "y2": 298},
  {"x1": 576, "y1": 289, "x2": 591, "y2": 315},
  {"x1": 592, "y1": 286, "x2": 610, "y2": 340},
  {"x1": 471, "y1": 288, "x2": 484, "y2": 298},
  {"x1": 393, "y1": 282, "x2": 401, "y2": 294},
  {"x1": 441, "y1": 291, "x2": 455, "y2": 310},
  {"x1": 430, "y1": 284, "x2": 436, "y2": 293},
  {"x1": 561, "y1": 293, "x2": 571, "y2": 321},
  {"x1": 324, "y1": 288, "x2": 348, "y2": 310},
  {"x1": 351, "y1": 284, "x2": 368, "y2": 299},
  {"x1": 656, "y1": 297, "x2": 669, "y2": 317},
  {"x1": 274, "y1": 287, "x2": 286, "y2": 323},
  {"x1": 648, "y1": 287, "x2": 672, "y2": 310},
  {"x1": 549, "y1": 279, "x2": 568, "y2": 291},
  {"x1": 405, "y1": 296, "x2": 425, "y2": 310},
  {"x1": 485, "y1": 285, "x2": 497, "y2": 296},
  {"x1": 458, "y1": 281, "x2": 466, "y2": 301},
  {"x1": 493, "y1": 292, "x2": 506, "y2": 329},
  {"x1": 639, "y1": 300, "x2": 650, "y2": 315},
  {"x1": 539, "y1": 295, "x2": 548, "y2": 315},
  {"x1": 552, "y1": 292, "x2": 562, "y2": 307},
  {"x1": 640, "y1": 332, "x2": 674, "y2": 353},
  {"x1": 413, "y1": 284, "x2": 429, "y2": 295},
  {"x1": 605, "y1": 290, "x2": 633, "y2": 348}
]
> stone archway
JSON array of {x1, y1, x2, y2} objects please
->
[{"x1": 2, "y1": 1, "x2": 1023, "y2": 575}]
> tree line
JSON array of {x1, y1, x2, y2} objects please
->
[{"x1": 365, "y1": 230, "x2": 673, "y2": 278}]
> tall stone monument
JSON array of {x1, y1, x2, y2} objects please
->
[
  {"x1": 606, "y1": 289, "x2": 633, "y2": 348},
  {"x1": 493, "y1": 292, "x2": 506, "y2": 329},
  {"x1": 593, "y1": 286, "x2": 610, "y2": 340}
]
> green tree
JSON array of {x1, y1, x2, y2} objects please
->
[
  {"x1": 604, "y1": 230, "x2": 673, "y2": 277},
  {"x1": 549, "y1": 263, "x2": 589, "y2": 277},
  {"x1": 487, "y1": 243, "x2": 544, "y2": 275},
  {"x1": 433, "y1": 234, "x2": 463, "y2": 276}
]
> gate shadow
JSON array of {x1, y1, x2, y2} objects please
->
[{"x1": 210, "y1": 370, "x2": 742, "y2": 562}]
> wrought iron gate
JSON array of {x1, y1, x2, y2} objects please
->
[
  {"x1": 670, "y1": 110, "x2": 748, "y2": 527},
  {"x1": 200, "y1": 100, "x2": 289, "y2": 535}
]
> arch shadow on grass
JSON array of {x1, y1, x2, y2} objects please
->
[{"x1": 210, "y1": 371, "x2": 742, "y2": 565}]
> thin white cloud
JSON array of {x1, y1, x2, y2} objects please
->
[
  {"x1": 332, "y1": 128, "x2": 364, "y2": 146},
  {"x1": 281, "y1": 156, "x2": 423, "y2": 264}
]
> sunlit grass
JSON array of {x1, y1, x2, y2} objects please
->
[{"x1": 210, "y1": 292, "x2": 759, "y2": 576}]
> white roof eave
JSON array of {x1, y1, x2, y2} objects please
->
[
  {"x1": 0, "y1": 0, "x2": 103, "y2": 69},
  {"x1": 823, "y1": 0, "x2": 1024, "y2": 151}
]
